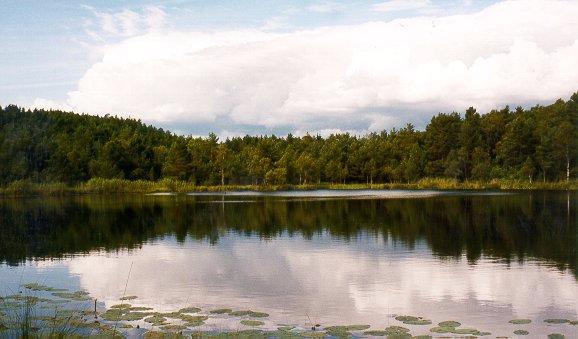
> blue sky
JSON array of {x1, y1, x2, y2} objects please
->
[{"x1": 2, "y1": 0, "x2": 577, "y2": 136}]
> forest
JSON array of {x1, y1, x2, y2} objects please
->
[{"x1": 0, "y1": 94, "x2": 577, "y2": 187}]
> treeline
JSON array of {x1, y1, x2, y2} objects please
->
[{"x1": 1, "y1": 94, "x2": 577, "y2": 185}]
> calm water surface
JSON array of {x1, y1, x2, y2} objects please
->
[{"x1": 0, "y1": 190, "x2": 577, "y2": 337}]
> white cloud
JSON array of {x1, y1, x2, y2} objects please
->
[
  {"x1": 31, "y1": 98, "x2": 72, "y2": 112},
  {"x1": 82, "y1": 5, "x2": 166, "y2": 39},
  {"x1": 373, "y1": 0, "x2": 432, "y2": 13},
  {"x1": 38, "y1": 0, "x2": 578, "y2": 135}
]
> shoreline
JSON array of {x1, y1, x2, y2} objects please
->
[{"x1": 1, "y1": 178, "x2": 577, "y2": 197}]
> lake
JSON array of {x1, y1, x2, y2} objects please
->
[{"x1": 0, "y1": 190, "x2": 577, "y2": 337}]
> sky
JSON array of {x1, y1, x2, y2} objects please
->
[{"x1": 1, "y1": 0, "x2": 578, "y2": 137}]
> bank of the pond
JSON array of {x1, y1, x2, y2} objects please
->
[{"x1": 0, "y1": 178, "x2": 577, "y2": 197}]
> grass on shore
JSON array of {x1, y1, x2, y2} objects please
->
[{"x1": 0, "y1": 177, "x2": 577, "y2": 197}]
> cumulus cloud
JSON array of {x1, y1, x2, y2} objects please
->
[
  {"x1": 31, "y1": 98, "x2": 72, "y2": 112},
  {"x1": 40, "y1": 0, "x2": 578, "y2": 135}
]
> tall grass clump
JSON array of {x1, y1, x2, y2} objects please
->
[{"x1": 1, "y1": 178, "x2": 576, "y2": 197}]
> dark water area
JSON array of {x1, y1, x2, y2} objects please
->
[{"x1": 0, "y1": 190, "x2": 577, "y2": 336}]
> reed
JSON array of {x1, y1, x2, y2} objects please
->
[{"x1": 0, "y1": 178, "x2": 576, "y2": 197}]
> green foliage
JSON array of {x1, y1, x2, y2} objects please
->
[{"x1": 0, "y1": 94, "x2": 577, "y2": 188}]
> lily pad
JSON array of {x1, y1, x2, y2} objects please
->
[
  {"x1": 437, "y1": 321, "x2": 461, "y2": 327},
  {"x1": 451, "y1": 328, "x2": 483, "y2": 335},
  {"x1": 404, "y1": 319, "x2": 431, "y2": 326},
  {"x1": 110, "y1": 303, "x2": 132, "y2": 309},
  {"x1": 22, "y1": 283, "x2": 67, "y2": 292},
  {"x1": 145, "y1": 315, "x2": 169, "y2": 326},
  {"x1": 514, "y1": 330, "x2": 529, "y2": 335},
  {"x1": 345, "y1": 324, "x2": 370, "y2": 331},
  {"x1": 429, "y1": 327, "x2": 453, "y2": 334},
  {"x1": 278, "y1": 326, "x2": 296, "y2": 331},
  {"x1": 101, "y1": 309, "x2": 124, "y2": 321},
  {"x1": 544, "y1": 319, "x2": 569, "y2": 324},
  {"x1": 382, "y1": 325, "x2": 411, "y2": 336},
  {"x1": 179, "y1": 314, "x2": 208, "y2": 323},
  {"x1": 241, "y1": 320, "x2": 265, "y2": 327},
  {"x1": 231, "y1": 310, "x2": 269, "y2": 318},
  {"x1": 547, "y1": 334, "x2": 565, "y2": 339},
  {"x1": 210, "y1": 308, "x2": 232, "y2": 314},
  {"x1": 509, "y1": 319, "x2": 532, "y2": 324},
  {"x1": 51, "y1": 290, "x2": 91, "y2": 301},
  {"x1": 179, "y1": 307, "x2": 201, "y2": 313},
  {"x1": 129, "y1": 306, "x2": 153, "y2": 311},
  {"x1": 119, "y1": 295, "x2": 138, "y2": 301}
]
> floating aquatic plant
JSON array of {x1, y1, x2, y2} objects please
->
[
  {"x1": 430, "y1": 326, "x2": 489, "y2": 336},
  {"x1": 101, "y1": 309, "x2": 124, "y2": 321},
  {"x1": 509, "y1": 319, "x2": 532, "y2": 324},
  {"x1": 129, "y1": 306, "x2": 153, "y2": 311},
  {"x1": 121, "y1": 311, "x2": 153, "y2": 321},
  {"x1": 383, "y1": 326, "x2": 410, "y2": 334},
  {"x1": 547, "y1": 334, "x2": 565, "y2": 339},
  {"x1": 451, "y1": 328, "x2": 489, "y2": 335},
  {"x1": 278, "y1": 325, "x2": 296, "y2": 331},
  {"x1": 241, "y1": 320, "x2": 265, "y2": 327},
  {"x1": 394, "y1": 316, "x2": 432, "y2": 326},
  {"x1": 514, "y1": 329, "x2": 529, "y2": 335},
  {"x1": 110, "y1": 304, "x2": 132, "y2": 310},
  {"x1": 157, "y1": 311, "x2": 182, "y2": 319},
  {"x1": 544, "y1": 319, "x2": 569, "y2": 324},
  {"x1": 22, "y1": 283, "x2": 67, "y2": 292},
  {"x1": 145, "y1": 315, "x2": 169, "y2": 326},
  {"x1": 179, "y1": 314, "x2": 208, "y2": 323},
  {"x1": 429, "y1": 326, "x2": 455, "y2": 333},
  {"x1": 345, "y1": 325, "x2": 370, "y2": 331},
  {"x1": 230, "y1": 310, "x2": 269, "y2": 318},
  {"x1": 437, "y1": 321, "x2": 461, "y2": 327},
  {"x1": 51, "y1": 291, "x2": 91, "y2": 301},
  {"x1": 178, "y1": 307, "x2": 201, "y2": 314},
  {"x1": 119, "y1": 295, "x2": 138, "y2": 301},
  {"x1": 102, "y1": 308, "x2": 151, "y2": 321},
  {"x1": 210, "y1": 308, "x2": 232, "y2": 314}
]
